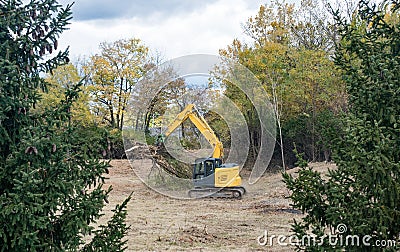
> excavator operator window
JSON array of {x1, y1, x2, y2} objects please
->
[
  {"x1": 216, "y1": 158, "x2": 222, "y2": 168},
  {"x1": 205, "y1": 160, "x2": 214, "y2": 176},
  {"x1": 194, "y1": 162, "x2": 205, "y2": 179}
]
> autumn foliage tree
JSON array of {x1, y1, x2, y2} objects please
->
[
  {"x1": 0, "y1": 0, "x2": 130, "y2": 250},
  {"x1": 86, "y1": 38, "x2": 149, "y2": 130},
  {"x1": 36, "y1": 63, "x2": 96, "y2": 125},
  {"x1": 218, "y1": 0, "x2": 345, "y2": 167}
]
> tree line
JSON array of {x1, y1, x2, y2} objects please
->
[{"x1": 38, "y1": 0, "x2": 352, "y2": 167}]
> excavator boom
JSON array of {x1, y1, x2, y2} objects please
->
[{"x1": 163, "y1": 104, "x2": 223, "y2": 159}]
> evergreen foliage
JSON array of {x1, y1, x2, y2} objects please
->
[
  {"x1": 0, "y1": 0, "x2": 130, "y2": 250},
  {"x1": 283, "y1": 1, "x2": 400, "y2": 250}
]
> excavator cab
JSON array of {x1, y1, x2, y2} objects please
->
[
  {"x1": 193, "y1": 158, "x2": 222, "y2": 180},
  {"x1": 191, "y1": 158, "x2": 245, "y2": 198}
]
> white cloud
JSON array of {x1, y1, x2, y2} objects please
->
[{"x1": 59, "y1": 0, "x2": 263, "y2": 62}]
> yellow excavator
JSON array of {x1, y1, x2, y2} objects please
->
[{"x1": 159, "y1": 104, "x2": 246, "y2": 199}]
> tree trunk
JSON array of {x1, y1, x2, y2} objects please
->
[
  {"x1": 116, "y1": 77, "x2": 124, "y2": 129},
  {"x1": 311, "y1": 80, "x2": 316, "y2": 162},
  {"x1": 181, "y1": 123, "x2": 185, "y2": 138},
  {"x1": 120, "y1": 94, "x2": 128, "y2": 130},
  {"x1": 277, "y1": 118, "x2": 286, "y2": 171},
  {"x1": 272, "y1": 81, "x2": 286, "y2": 171},
  {"x1": 109, "y1": 104, "x2": 115, "y2": 128},
  {"x1": 144, "y1": 112, "x2": 151, "y2": 133},
  {"x1": 135, "y1": 110, "x2": 141, "y2": 130}
]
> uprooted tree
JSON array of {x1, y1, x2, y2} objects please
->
[
  {"x1": 284, "y1": 1, "x2": 400, "y2": 251},
  {"x1": 0, "y1": 0, "x2": 130, "y2": 250}
]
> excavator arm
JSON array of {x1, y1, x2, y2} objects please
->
[{"x1": 163, "y1": 104, "x2": 224, "y2": 159}]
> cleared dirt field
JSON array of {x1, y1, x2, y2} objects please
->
[{"x1": 101, "y1": 160, "x2": 334, "y2": 251}]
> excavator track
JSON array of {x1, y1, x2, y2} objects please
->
[{"x1": 188, "y1": 186, "x2": 246, "y2": 199}]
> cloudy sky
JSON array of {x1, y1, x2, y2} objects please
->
[{"x1": 57, "y1": 0, "x2": 268, "y2": 61}]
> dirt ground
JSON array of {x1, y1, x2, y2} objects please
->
[{"x1": 100, "y1": 160, "x2": 335, "y2": 251}]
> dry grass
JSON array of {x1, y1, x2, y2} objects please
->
[{"x1": 98, "y1": 160, "x2": 335, "y2": 251}]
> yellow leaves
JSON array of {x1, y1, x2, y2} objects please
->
[
  {"x1": 287, "y1": 49, "x2": 345, "y2": 114},
  {"x1": 243, "y1": 0, "x2": 295, "y2": 46},
  {"x1": 383, "y1": 4, "x2": 400, "y2": 26},
  {"x1": 35, "y1": 64, "x2": 98, "y2": 126},
  {"x1": 85, "y1": 38, "x2": 149, "y2": 128},
  {"x1": 46, "y1": 63, "x2": 80, "y2": 89},
  {"x1": 88, "y1": 56, "x2": 114, "y2": 85},
  {"x1": 220, "y1": 33, "x2": 344, "y2": 120},
  {"x1": 270, "y1": 20, "x2": 279, "y2": 28},
  {"x1": 91, "y1": 38, "x2": 148, "y2": 84}
]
